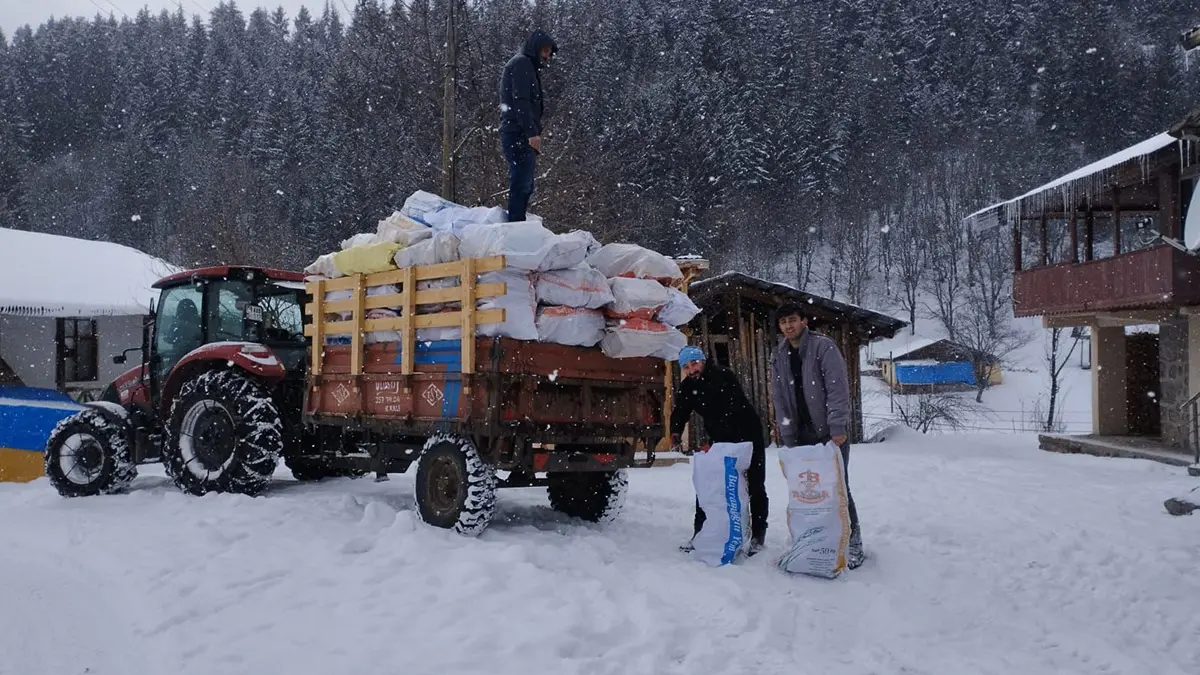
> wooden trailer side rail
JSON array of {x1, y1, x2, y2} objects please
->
[{"x1": 303, "y1": 255, "x2": 508, "y2": 383}]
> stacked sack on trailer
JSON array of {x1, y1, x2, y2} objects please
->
[{"x1": 303, "y1": 190, "x2": 701, "y2": 360}]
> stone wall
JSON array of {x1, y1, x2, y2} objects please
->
[{"x1": 1158, "y1": 317, "x2": 1191, "y2": 449}]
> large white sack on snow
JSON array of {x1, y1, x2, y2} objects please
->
[
  {"x1": 776, "y1": 442, "x2": 852, "y2": 579},
  {"x1": 536, "y1": 307, "x2": 606, "y2": 347},
  {"x1": 393, "y1": 231, "x2": 460, "y2": 269},
  {"x1": 536, "y1": 264, "x2": 615, "y2": 309},
  {"x1": 375, "y1": 211, "x2": 434, "y2": 247},
  {"x1": 690, "y1": 442, "x2": 753, "y2": 566},
  {"x1": 658, "y1": 287, "x2": 701, "y2": 326},
  {"x1": 600, "y1": 318, "x2": 678, "y2": 359},
  {"x1": 304, "y1": 253, "x2": 344, "y2": 279},
  {"x1": 459, "y1": 223, "x2": 598, "y2": 271},
  {"x1": 587, "y1": 243, "x2": 682, "y2": 281},
  {"x1": 607, "y1": 277, "x2": 670, "y2": 319},
  {"x1": 475, "y1": 269, "x2": 538, "y2": 340}
]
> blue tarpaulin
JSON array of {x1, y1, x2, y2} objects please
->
[{"x1": 895, "y1": 361, "x2": 976, "y2": 386}]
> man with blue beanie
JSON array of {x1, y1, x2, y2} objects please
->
[{"x1": 670, "y1": 345, "x2": 769, "y2": 555}]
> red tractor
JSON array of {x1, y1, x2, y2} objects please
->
[{"x1": 43, "y1": 265, "x2": 326, "y2": 497}]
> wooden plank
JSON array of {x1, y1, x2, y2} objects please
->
[
  {"x1": 311, "y1": 279, "x2": 325, "y2": 376},
  {"x1": 312, "y1": 256, "x2": 506, "y2": 292},
  {"x1": 307, "y1": 308, "x2": 506, "y2": 336},
  {"x1": 306, "y1": 282, "x2": 505, "y2": 314},
  {"x1": 461, "y1": 257, "x2": 477, "y2": 381},
  {"x1": 401, "y1": 266, "x2": 416, "y2": 378},
  {"x1": 351, "y1": 274, "x2": 365, "y2": 376}
]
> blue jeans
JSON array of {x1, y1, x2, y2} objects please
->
[{"x1": 501, "y1": 132, "x2": 536, "y2": 221}]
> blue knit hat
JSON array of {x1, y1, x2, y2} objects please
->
[{"x1": 678, "y1": 345, "x2": 706, "y2": 367}]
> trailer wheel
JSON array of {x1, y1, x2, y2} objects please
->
[
  {"x1": 414, "y1": 435, "x2": 497, "y2": 536},
  {"x1": 163, "y1": 369, "x2": 282, "y2": 496},
  {"x1": 43, "y1": 408, "x2": 136, "y2": 497},
  {"x1": 547, "y1": 470, "x2": 628, "y2": 523}
]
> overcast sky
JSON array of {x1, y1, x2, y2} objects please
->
[{"x1": 1, "y1": 1, "x2": 324, "y2": 37}]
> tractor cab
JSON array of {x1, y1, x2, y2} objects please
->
[{"x1": 144, "y1": 266, "x2": 309, "y2": 383}]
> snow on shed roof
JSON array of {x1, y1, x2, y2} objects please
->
[
  {"x1": 963, "y1": 132, "x2": 1179, "y2": 231},
  {"x1": 0, "y1": 228, "x2": 181, "y2": 317},
  {"x1": 688, "y1": 271, "x2": 908, "y2": 338}
]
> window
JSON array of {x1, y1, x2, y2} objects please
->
[
  {"x1": 57, "y1": 318, "x2": 98, "y2": 385},
  {"x1": 206, "y1": 280, "x2": 254, "y2": 342},
  {"x1": 154, "y1": 284, "x2": 205, "y2": 380}
]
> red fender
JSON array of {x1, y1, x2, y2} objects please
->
[
  {"x1": 110, "y1": 363, "x2": 151, "y2": 409},
  {"x1": 159, "y1": 342, "x2": 287, "y2": 417}
]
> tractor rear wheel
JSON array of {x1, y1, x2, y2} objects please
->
[
  {"x1": 163, "y1": 369, "x2": 282, "y2": 496},
  {"x1": 547, "y1": 470, "x2": 628, "y2": 523},
  {"x1": 43, "y1": 407, "x2": 136, "y2": 497}
]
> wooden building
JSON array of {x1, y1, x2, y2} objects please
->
[
  {"x1": 964, "y1": 106, "x2": 1200, "y2": 472},
  {"x1": 681, "y1": 271, "x2": 907, "y2": 447}
]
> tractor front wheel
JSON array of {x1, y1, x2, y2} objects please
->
[
  {"x1": 43, "y1": 407, "x2": 136, "y2": 497},
  {"x1": 163, "y1": 370, "x2": 282, "y2": 496}
]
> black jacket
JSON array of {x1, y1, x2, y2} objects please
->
[
  {"x1": 499, "y1": 30, "x2": 556, "y2": 139},
  {"x1": 670, "y1": 365, "x2": 764, "y2": 444}
]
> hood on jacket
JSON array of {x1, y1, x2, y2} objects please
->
[{"x1": 522, "y1": 29, "x2": 558, "y2": 67}]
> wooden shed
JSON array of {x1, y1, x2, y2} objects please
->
[{"x1": 682, "y1": 272, "x2": 907, "y2": 446}]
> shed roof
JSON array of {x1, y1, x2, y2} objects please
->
[
  {"x1": 0, "y1": 227, "x2": 180, "y2": 317},
  {"x1": 687, "y1": 271, "x2": 907, "y2": 339}
]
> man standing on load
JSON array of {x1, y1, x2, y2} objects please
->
[
  {"x1": 498, "y1": 29, "x2": 557, "y2": 222},
  {"x1": 769, "y1": 302, "x2": 865, "y2": 569},
  {"x1": 670, "y1": 346, "x2": 769, "y2": 556}
]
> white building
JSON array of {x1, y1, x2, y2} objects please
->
[{"x1": 0, "y1": 227, "x2": 179, "y2": 401}]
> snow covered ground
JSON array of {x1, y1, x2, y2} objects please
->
[{"x1": 3, "y1": 432, "x2": 1198, "y2": 675}]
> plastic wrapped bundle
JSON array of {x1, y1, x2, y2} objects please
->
[
  {"x1": 536, "y1": 264, "x2": 615, "y2": 309},
  {"x1": 587, "y1": 243, "x2": 682, "y2": 282},
  {"x1": 536, "y1": 307, "x2": 606, "y2": 347}
]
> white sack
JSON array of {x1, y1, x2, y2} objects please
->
[
  {"x1": 340, "y1": 232, "x2": 379, "y2": 250},
  {"x1": 599, "y1": 319, "x2": 677, "y2": 359},
  {"x1": 376, "y1": 211, "x2": 434, "y2": 247},
  {"x1": 459, "y1": 223, "x2": 599, "y2": 271},
  {"x1": 399, "y1": 190, "x2": 461, "y2": 227},
  {"x1": 304, "y1": 253, "x2": 344, "y2": 279},
  {"x1": 424, "y1": 205, "x2": 510, "y2": 234},
  {"x1": 393, "y1": 231, "x2": 460, "y2": 269},
  {"x1": 365, "y1": 308, "x2": 400, "y2": 344},
  {"x1": 689, "y1": 442, "x2": 753, "y2": 567},
  {"x1": 651, "y1": 326, "x2": 688, "y2": 361},
  {"x1": 776, "y1": 442, "x2": 852, "y2": 579},
  {"x1": 536, "y1": 264, "x2": 615, "y2": 309},
  {"x1": 417, "y1": 277, "x2": 461, "y2": 315},
  {"x1": 536, "y1": 307, "x2": 606, "y2": 347},
  {"x1": 587, "y1": 243, "x2": 683, "y2": 281},
  {"x1": 607, "y1": 277, "x2": 670, "y2": 318},
  {"x1": 475, "y1": 268, "x2": 538, "y2": 340},
  {"x1": 658, "y1": 287, "x2": 701, "y2": 326}
]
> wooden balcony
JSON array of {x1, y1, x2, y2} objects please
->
[{"x1": 1013, "y1": 244, "x2": 1200, "y2": 317}]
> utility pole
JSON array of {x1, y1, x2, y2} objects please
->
[{"x1": 440, "y1": 0, "x2": 458, "y2": 201}]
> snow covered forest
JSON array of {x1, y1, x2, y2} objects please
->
[{"x1": 0, "y1": 0, "x2": 1197, "y2": 304}]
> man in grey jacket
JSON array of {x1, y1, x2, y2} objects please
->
[{"x1": 769, "y1": 301, "x2": 865, "y2": 569}]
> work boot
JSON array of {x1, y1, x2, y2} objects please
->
[
  {"x1": 847, "y1": 527, "x2": 866, "y2": 569},
  {"x1": 747, "y1": 534, "x2": 765, "y2": 557}
]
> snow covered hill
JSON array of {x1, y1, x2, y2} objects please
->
[{"x1": 2, "y1": 433, "x2": 1197, "y2": 675}]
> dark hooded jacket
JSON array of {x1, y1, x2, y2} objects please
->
[
  {"x1": 499, "y1": 30, "x2": 557, "y2": 139},
  {"x1": 669, "y1": 364, "x2": 764, "y2": 444}
]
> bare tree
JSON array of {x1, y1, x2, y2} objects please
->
[
  {"x1": 1043, "y1": 327, "x2": 1081, "y2": 432},
  {"x1": 890, "y1": 197, "x2": 930, "y2": 334},
  {"x1": 956, "y1": 229, "x2": 1034, "y2": 402},
  {"x1": 843, "y1": 218, "x2": 874, "y2": 306},
  {"x1": 893, "y1": 391, "x2": 984, "y2": 433}
]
